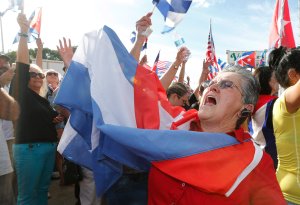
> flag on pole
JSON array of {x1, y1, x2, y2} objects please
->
[
  {"x1": 206, "y1": 21, "x2": 219, "y2": 80},
  {"x1": 130, "y1": 31, "x2": 136, "y2": 43},
  {"x1": 269, "y1": 0, "x2": 295, "y2": 48},
  {"x1": 217, "y1": 58, "x2": 229, "y2": 70},
  {"x1": 156, "y1": 60, "x2": 172, "y2": 78},
  {"x1": 141, "y1": 38, "x2": 148, "y2": 51},
  {"x1": 54, "y1": 25, "x2": 262, "y2": 196},
  {"x1": 152, "y1": 50, "x2": 160, "y2": 72},
  {"x1": 152, "y1": 0, "x2": 193, "y2": 34},
  {"x1": 236, "y1": 51, "x2": 256, "y2": 68},
  {"x1": 13, "y1": 7, "x2": 42, "y2": 44}
]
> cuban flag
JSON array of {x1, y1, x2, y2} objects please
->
[
  {"x1": 250, "y1": 95, "x2": 278, "y2": 169},
  {"x1": 218, "y1": 58, "x2": 229, "y2": 70},
  {"x1": 55, "y1": 25, "x2": 262, "y2": 196},
  {"x1": 13, "y1": 7, "x2": 42, "y2": 44},
  {"x1": 236, "y1": 51, "x2": 256, "y2": 68},
  {"x1": 269, "y1": 0, "x2": 295, "y2": 49},
  {"x1": 153, "y1": 0, "x2": 193, "y2": 34}
]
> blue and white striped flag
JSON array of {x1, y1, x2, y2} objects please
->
[
  {"x1": 153, "y1": 0, "x2": 193, "y2": 34},
  {"x1": 54, "y1": 25, "x2": 262, "y2": 198}
]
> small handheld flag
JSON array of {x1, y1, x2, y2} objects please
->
[{"x1": 153, "y1": 0, "x2": 193, "y2": 34}]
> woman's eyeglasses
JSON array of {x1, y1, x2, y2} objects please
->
[
  {"x1": 47, "y1": 72, "x2": 58, "y2": 77},
  {"x1": 29, "y1": 72, "x2": 45, "y2": 79},
  {"x1": 204, "y1": 79, "x2": 243, "y2": 96}
]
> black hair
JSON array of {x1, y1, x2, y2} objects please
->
[
  {"x1": 268, "y1": 46, "x2": 300, "y2": 88},
  {"x1": 166, "y1": 82, "x2": 189, "y2": 99},
  {"x1": 253, "y1": 66, "x2": 273, "y2": 95}
]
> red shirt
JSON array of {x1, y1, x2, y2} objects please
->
[{"x1": 148, "y1": 127, "x2": 285, "y2": 205}]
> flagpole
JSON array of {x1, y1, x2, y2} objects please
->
[{"x1": 0, "y1": 14, "x2": 4, "y2": 53}]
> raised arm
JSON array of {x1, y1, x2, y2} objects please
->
[
  {"x1": 178, "y1": 60, "x2": 187, "y2": 83},
  {"x1": 16, "y1": 13, "x2": 29, "y2": 64},
  {"x1": 160, "y1": 47, "x2": 189, "y2": 90},
  {"x1": 130, "y1": 13, "x2": 152, "y2": 62},
  {"x1": 35, "y1": 37, "x2": 43, "y2": 68},
  {"x1": 193, "y1": 59, "x2": 210, "y2": 99},
  {"x1": 57, "y1": 37, "x2": 74, "y2": 71}
]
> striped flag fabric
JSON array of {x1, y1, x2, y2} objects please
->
[
  {"x1": 206, "y1": 21, "x2": 219, "y2": 80},
  {"x1": 153, "y1": 0, "x2": 193, "y2": 34},
  {"x1": 156, "y1": 60, "x2": 172, "y2": 78},
  {"x1": 217, "y1": 58, "x2": 229, "y2": 70},
  {"x1": 54, "y1": 25, "x2": 262, "y2": 196},
  {"x1": 13, "y1": 7, "x2": 42, "y2": 44}
]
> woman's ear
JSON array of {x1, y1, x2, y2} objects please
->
[{"x1": 287, "y1": 69, "x2": 299, "y2": 85}]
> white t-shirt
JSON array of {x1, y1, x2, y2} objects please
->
[{"x1": 0, "y1": 120, "x2": 13, "y2": 176}]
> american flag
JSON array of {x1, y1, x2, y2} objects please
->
[
  {"x1": 156, "y1": 60, "x2": 172, "y2": 79},
  {"x1": 206, "y1": 21, "x2": 219, "y2": 80}
]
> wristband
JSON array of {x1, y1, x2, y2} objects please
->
[{"x1": 18, "y1": 32, "x2": 28, "y2": 38}]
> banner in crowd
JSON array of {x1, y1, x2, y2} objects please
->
[{"x1": 227, "y1": 50, "x2": 267, "y2": 67}]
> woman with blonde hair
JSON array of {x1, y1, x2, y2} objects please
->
[{"x1": 10, "y1": 13, "x2": 62, "y2": 205}]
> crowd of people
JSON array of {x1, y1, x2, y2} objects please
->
[{"x1": 0, "y1": 11, "x2": 299, "y2": 205}]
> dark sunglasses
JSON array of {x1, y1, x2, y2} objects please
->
[
  {"x1": 47, "y1": 72, "x2": 58, "y2": 76},
  {"x1": 205, "y1": 79, "x2": 243, "y2": 95},
  {"x1": 29, "y1": 72, "x2": 45, "y2": 79}
]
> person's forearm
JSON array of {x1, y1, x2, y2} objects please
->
[
  {"x1": 130, "y1": 38, "x2": 144, "y2": 62},
  {"x1": 160, "y1": 62, "x2": 180, "y2": 90},
  {"x1": 178, "y1": 63, "x2": 185, "y2": 83},
  {"x1": 17, "y1": 31, "x2": 29, "y2": 65},
  {"x1": 36, "y1": 46, "x2": 43, "y2": 68},
  {"x1": 0, "y1": 88, "x2": 20, "y2": 121}
]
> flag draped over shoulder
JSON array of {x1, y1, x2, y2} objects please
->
[
  {"x1": 54, "y1": 25, "x2": 262, "y2": 196},
  {"x1": 206, "y1": 21, "x2": 219, "y2": 80},
  {"x1": 153, "y1": 0, "x2": 193, "y2": 34},
  {"x1": 236, "y1": 51, "x2": 256, "y2": 68},
  {"x1": 13, "y1": 7, "x2": 42, "y2": 43},
  {"x1": 269, "y1": 0, "x2": 295, "y2": 49}
]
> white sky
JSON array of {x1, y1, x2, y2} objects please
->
[{"x1": 0, "y1": 0, "x2": 299, "y2": 88}]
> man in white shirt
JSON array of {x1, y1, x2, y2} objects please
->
[{"x1": 0, "y1": 88, "x2": 19, "y2": 204}]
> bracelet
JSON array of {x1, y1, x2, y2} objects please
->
[
  {"x1": 18, "y1": 32, "x2": 28, "y2": 38},
  {"x1": 173, "y1": 64, "x2": 180, "y2": 70}
]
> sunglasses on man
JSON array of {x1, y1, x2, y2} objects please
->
[{"x1": 29, "y1": 72, "x2": 45, "y2": 79}]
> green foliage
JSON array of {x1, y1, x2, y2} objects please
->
[{"x1": 4, "y1": 46, "x2": 77, "y2": 63}]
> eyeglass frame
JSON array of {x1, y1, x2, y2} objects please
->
[
  {"x1": 204, "y1": 79, "x2": 244, "y2": 96},
  {"x1": 29, "y1": 72, "x2": 45, "y2": 79},
  {"x1": 46, "y1": 72, "x2": 58, "y2": 77}
]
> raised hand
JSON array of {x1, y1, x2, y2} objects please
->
[
  {"x1": 136, "y1": 12, "x2": 152, "y2": 41},
  {"x1": 57, "y1": 37, "x2": 73, "y2": 68},
  {"x1": 17, "y1": 13, "x2": 29, "y2": 33},
  {"x1": 0, "y1": 69, "x2": 15, "y2": 87}
]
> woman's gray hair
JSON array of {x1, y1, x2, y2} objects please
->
[
  {"x1": 221, "y1": 65, "x2": 260, "y2": 129},
  {"x1": 221, "y1": 65, "x2": 260, "y2": 106}
]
